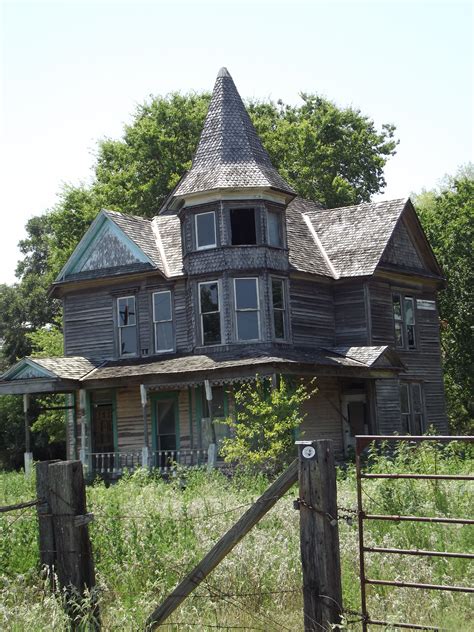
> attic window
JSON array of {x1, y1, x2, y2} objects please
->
[{"x1": 230, "y1": 209, "x2": 256, "y2": 245}]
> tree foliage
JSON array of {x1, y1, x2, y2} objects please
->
[
  {"x1": 414, "y1": 167, "x2": 474, "y2": 433},
  {"x1": 220, "y1": 377, "x2": 317, "y2": 473}
]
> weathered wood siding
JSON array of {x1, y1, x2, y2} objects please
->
[
  {"x1": 381, "y1": 219, "x2": 425, "y2": 270},
  {"x1": 64, "y1": 290, "x2": 115, "y2": 359},
  {"x1": 374, "y1": 378, "x2": 403, "y2": 434},
  {"x1": 290, "y1": 279, "x2": 335, "y2": 347},
  {"x1": 300, "y1": 377, "x2": 343, "y2": 450},
  {"x1": 334, "y1": 282, "x2": 369, "y2": 345},
  {"x1": 369, "y1": 279, "x2": 447, "y2": 432}
]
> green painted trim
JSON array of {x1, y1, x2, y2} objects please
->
[
  {"x1": 3, "y1": 358, "x2": 56, "y2": 381},
  {"x1": 86, "y1": 392, "x2": 92, "y2": 453},
  {"x1": 57, "y1": 211, "x2": 154, "y2": 280},
  {"x1": 188, "y1": 387, "x2": 194, "y2": 450},
  {"x1": 150, "y1": 391, "x2": 180, "y2": 451},
  {"x1": 112, "y1": 390, "x2": 119, "y2": 453},
  {"x1": 195, "y1": 386, "x2": 203, "y2": 450}
]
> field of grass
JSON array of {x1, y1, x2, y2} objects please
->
[{"x1": 0, "y1": 441, "x2": 473, "y2": 631}]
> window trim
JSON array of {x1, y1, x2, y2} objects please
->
[
  {"x1": 152, "y1": 290, "x2": 174, "y2": 354},
  {"x1": 267, "y1": 209, "x2": 283, "y2": 248},
  {"x1": 392, "y1": 293, "x2": 417, "y2": 350},
  {"x1": 195, "y1": 211, "x2": 217, "y2": 251},
  {"x1": 400, "y1": 381, "x2": 425, "y2": 434},
  {"x1": 198, "y1": 280, "x2": 222, "y2": 346},
  {"x1": 233, "y1": 277, "x2": 261, "y2": 342},
  {"x1": 270, "y1": 276, "x2": 287, "y2": 341},
  {"x1": 117, "y1": 295, "x2": 138, "y2": 357}
]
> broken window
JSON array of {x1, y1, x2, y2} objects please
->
[
  {"x1": 199, "y1": 281, "x2": 221, "y2": 345},
  {"x1": 392, "y1": 294, "x2": 416, "y2": 349},
  {"x1": 230, "y1": 208, "x2": 257, "y2": 245},
  {"x1": 117, "y1": 296, "x2": 137, "y2": 356}
]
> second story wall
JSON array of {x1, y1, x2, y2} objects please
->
[
  {"x1": 289, "y1": 278, "x2": 335, "y2": 348},
  {"x1": 334, "y1": 282, "x2": 369, "y2": 346}
]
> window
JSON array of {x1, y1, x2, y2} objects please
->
[
  {"x1": 195, "y1": 211, "x2": 217, "y2": 250},
  {"x1": 271, "y1": 278, "x2": 286, "y2": 340},
  {"x1": 117, "y1": 296, "x2": 137, "y2": 356},
  {"x1": 153, "y1": 291, "x2": 174, "y2": 353},
  {"x1": 393, "y1": 294, "x2": 416, "y2": 349},
  {"x1": 199, "y1": 281, "x2": 221, "y2": 345},
  {"x1": 230, "y1": 208, "x2": 256, "y2": 245},
  {"x1": 234, "y1": 278, "x2": 260, "y2": 341},
  {"x1": 267, "y1": 210, "x2": 283, "y2": 247},
  {"x1": 400, "y1": 382, "x2": 424, "y2": 433}
]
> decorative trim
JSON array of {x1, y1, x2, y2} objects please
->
[{"x1": 302, "y1": 214, "x2": 339, "y2": 279}]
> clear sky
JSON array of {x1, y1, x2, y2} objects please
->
[{"x1": 0, "y1": 0, "x2": 472, "y2": 284}]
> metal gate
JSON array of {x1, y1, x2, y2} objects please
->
[{"x1": 355, "y1": 434, "x2": 474, "y2": 631}]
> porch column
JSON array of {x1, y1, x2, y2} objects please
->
[
  {"x1": 23, "y1": 394, "x2": 33, "y2": 476},
  {"x1": 79, "y1": 389, "x2": 88, "y2": 471},
  {"x1": 204, "y1": 380, "x2": 217, "y2": 470},
  {"x1": 140, "y1": 384, "x2": 149, "y2": 468}
]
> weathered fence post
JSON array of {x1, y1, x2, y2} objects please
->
[
  {"x1": 36, "y1": 460, "x2": 59, "y2": 577},
  {"x1": 48, "y1": 460, "x2": 99, "y2": 629},
  {"x1": 296, "y1": 440, "x2": 343, "y2": 631}
]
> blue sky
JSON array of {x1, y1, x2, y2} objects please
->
[{"x1": 0, "y1": 0, "x2": 472, "y2": 284}]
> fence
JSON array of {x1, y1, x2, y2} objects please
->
[{"x1": 355, "y1": 434, "x2": 474, "y2": 632}]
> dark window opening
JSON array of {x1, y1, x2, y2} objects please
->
[{"x1": 230, "y1": 208, "x2": 257, "y2": 245}]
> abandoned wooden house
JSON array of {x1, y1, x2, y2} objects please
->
[{"x1": 0, "y1": 68, "x2": 448, "y2": 475}]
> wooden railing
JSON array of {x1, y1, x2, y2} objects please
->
[{"x1": 90, "y1": 448, "x2": 209, "y2": 475}]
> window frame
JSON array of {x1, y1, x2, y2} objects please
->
[
  {"x1": 233, "y1": 277, "x2": 261, "y2": 342},
  {"x1": 195, "y1": 211, "x2": 217, "y2": 251},
  {"x1": 152, "y1": 290, "x2": 174, "y2": 354},
  {"x1": 267, "y1": 210, "x2": 283, "y2": 247},
  {"x1": 392, "y1": 293, "x2": 417, "y2": 350},
  {"x1": 229, "y1": 208, "x2": 257, "y2": 246},
  {"x1": 270, "y1": 276, "x2": 287, "y2": 341},
  {"x1": 198, "y1": 280, "x2": 222, "y2": 346},
  {"x1": 117, "y1": 295, "x2": 138, "y2": 357},
  {"x1": 400, "y1": 381, "x2": 425, "y2": 434}
]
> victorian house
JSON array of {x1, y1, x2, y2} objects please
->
[{"x1": 0, "y1": 68, "x2": 447, "y2": 475}]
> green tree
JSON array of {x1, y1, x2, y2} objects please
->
[
  {"x1": 414, "y1": 167, "x2": 474, "y2": 433},
  {"x1": 220, "y1": 377, "x2": 317, "y2": 474}
]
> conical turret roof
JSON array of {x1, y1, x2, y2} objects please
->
[{"x1": 173, "y1": 68, "x2": 295, "y2": 199}]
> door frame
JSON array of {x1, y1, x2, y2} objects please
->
[
  {"x1": 87, "y1": 390, "x2": 118, "y2": 454},
  {"x1": 342, "y1": 393, "x2": 367, "y2": 455},
  {"x1": 150, "y1": 391, "x2": 180, "y2": 452}
]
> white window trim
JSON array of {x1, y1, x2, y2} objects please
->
[
  {"x1": 233, "y1": 277, "x2": 261, "y2": 342},
  {"x1": 267, "y1": 209, "x2": 283, "y2": 247},
  {"x1": 117, "y1": 295, "x2": 137, "y2": 357},
  {"x1": 152, "y1": 290, "x2": 174, "y2": 353},
  {"x1": 195, "y1": 211, "x2": 217, "y2": 250},
  {"x1": 198, "y1": 280, "x2": 222, "y2": 346},
  {"x1": 270, "y1": 276, "x2": 287, "y2": 341}
]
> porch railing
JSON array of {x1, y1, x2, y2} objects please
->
[{"x1": 89, "y1": 448, "x2": 209, "y2": 475}]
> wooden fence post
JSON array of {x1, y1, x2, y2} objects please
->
[
  {"x1": 48, "y1": 460, "x2": 99, "y2": 629},
  {"x1": 297, "y1": 440, "x2": 343, "y2": 631},
  {"x1": 36, "y1": 460, "x2": 59, "y2": 577}
]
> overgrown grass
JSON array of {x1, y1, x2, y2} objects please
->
[{"x1": 0, "y1": 442, "x2": 472, "y2": 631}]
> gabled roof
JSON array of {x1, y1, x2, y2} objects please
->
[
  {"x1": 173, "y1": 68, "x2": 295, "y2": 199},
  {"x1": 328, "y1": 346, "x2": 405, "y2": 369},
  {"x1": 1, "y1": 356, "x2": 99, "y2": 384},
  {"x1": 289, "y1": 197, "x2": 410, "y2": 279}
]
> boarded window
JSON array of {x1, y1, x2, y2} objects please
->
[
  {"x1": 234, "y1": 278, "x2": 260, "y2": 341},
  {"x1": 117, "y1": 296, "x2": 137, "y2": 356},
  {"x1": 153, "y1": 291, "x2": 174, "y2": 353},
  {"x1": 230, "y1": 208, "x2": 256, "y2": 245},
  {"x1": 195, "y1": 211, "x2": 217, "y2": 250},
  {"x1": 271, "y1": 278, "x2": 286, "y2": 340},
  {"x1": 199, "y1": 281, "x2": 221, "y2": 345}
]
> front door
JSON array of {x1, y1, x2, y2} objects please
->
[
  {"x1": 154, "y1": 397, "x2": 178, "y2": 468},
  {"x1": 342, "y1": 394, "x2": 368, "y2": 454},
  {"x1": 91, "y1": 403, "x2": 114, "y2": 454}
]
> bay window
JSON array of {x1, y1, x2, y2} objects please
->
[
  {"x1": 199, "y1": 281, "x2": 221, "y2": 345},
  {"x1": 153, "y1": 291, "x2": 174, "y2": 353},
  {"x1": 271, "y1": 278, "x2": 287, "y2": 340},
  {"x1": 195, "y1": 211, "x2": 217, "y2": 250}
]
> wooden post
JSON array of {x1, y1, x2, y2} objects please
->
[
  {"x1": 48, "y1": 460, "x2": 99, "y2": 629},
  {"x1": 36, "y1": 460, "x2": 59, "y2": 577},
  {"x1": 146, "y1": 459, "x2": 298, "y2": 629},
  {"x1": 140, "y1": 384, "x2": 149, "y2": 468},
  {"x1": 23, "y1": 394, "x2": 33, "y2": 476},
  {"x1": 297, "y1": 440, "x2": 343, "y2": 631}
]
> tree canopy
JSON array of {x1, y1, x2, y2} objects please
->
[{"x1": 414, "y1": 166, "x2": 474, "y2": 433}]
